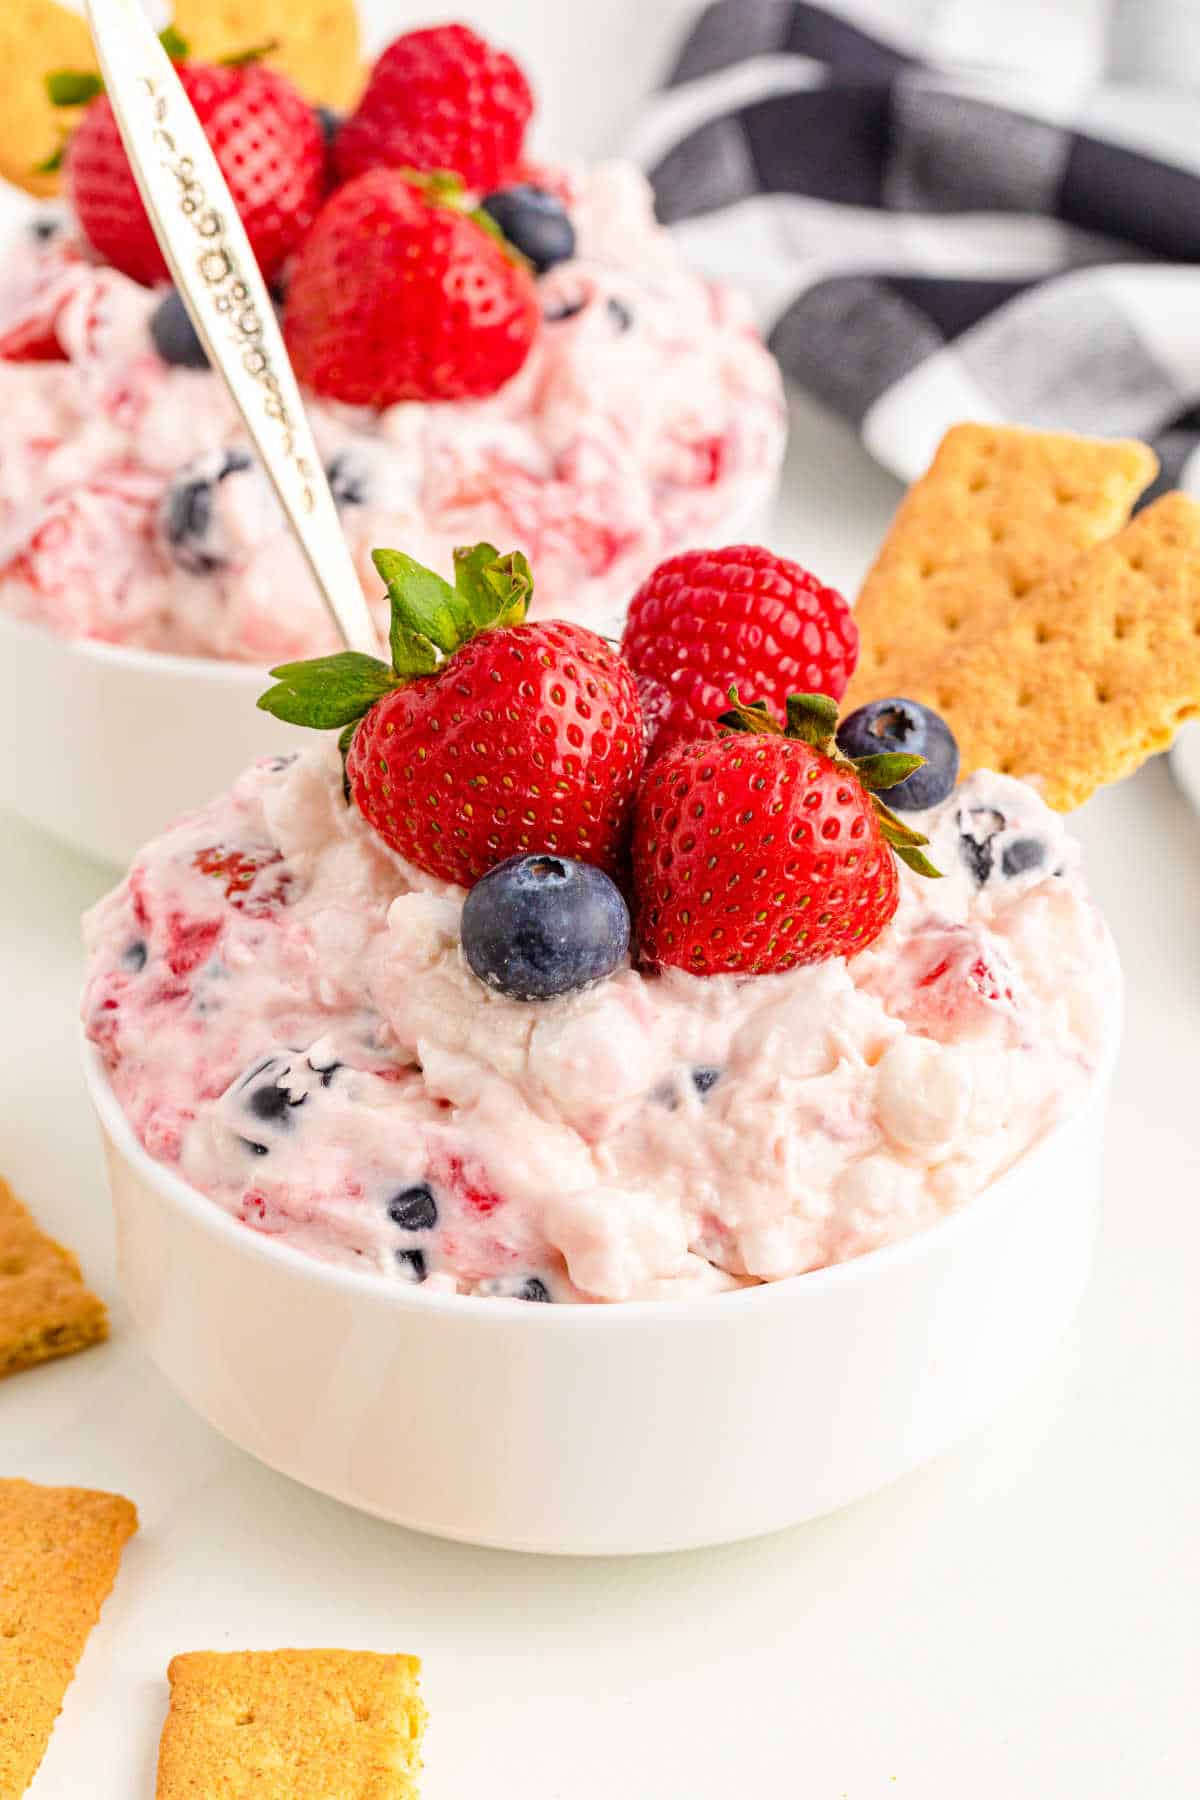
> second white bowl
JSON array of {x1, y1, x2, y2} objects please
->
[
  {"x1": 0, "y1": 613, "x2": 297, "y2": 865},
  {"x1": 0, "y1": 482, "x2": 778, "y2": 866}
]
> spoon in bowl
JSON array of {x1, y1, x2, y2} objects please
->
[{"x1": 84, "y1": 0, "x2": 381, "y2": 658}]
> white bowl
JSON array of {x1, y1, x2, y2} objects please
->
[
  {"x1": 1171, "y1": 721, "x2": 1200, "y2": 818},
  {"x1": 0, "y1": 612, "x2": 297, "y2": 866},
  {"x1": 84, "y1": 1029, "x2": 1118, "y2": 1557},
  {"x1": 0, "y1": 482, "x2": 779, "y2": 867}
]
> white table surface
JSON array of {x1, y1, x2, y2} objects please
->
[{"x1": 6, "y1": 4, "x2": 1200, "y2": 1795}]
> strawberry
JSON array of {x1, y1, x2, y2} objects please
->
[
  {"x1": 258, "y1": 543, "x2": 644, "y2": 886},
  {"x1": 621, "y1": 545, "x2": 859, "y2": 763},
  {"x1": 335, "y1": 23, "x2": 533, "y2": 193},
  {"x1": 283, "y1": 169, "x2": 540, "y2": 405},
  {"x1": 192, "y1": 844, "x2": 293, "y2": 916},
  {"x1": 64, "y1": 60, "x2": 326, "y2": 287},
  {"x1": 631, "y1": 692, "x2": 940, "y2": 977}
]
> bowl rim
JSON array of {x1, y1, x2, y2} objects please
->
[
  {"x1": 82, "y1": 981, "x2": 1122, "y2": 1327},
  {"x1": 0, "y1": 604, "x2": 270, "y2": 685}
]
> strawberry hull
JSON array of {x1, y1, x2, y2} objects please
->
[{"x1": 82, "y1": 750, "x2": 1119, "y2": 1304}]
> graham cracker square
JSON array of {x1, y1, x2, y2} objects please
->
[{"x1": 156, "y1": 1649, "x2": 427, "y2": 1799}]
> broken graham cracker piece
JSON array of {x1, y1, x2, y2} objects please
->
[
  {"x1": 171, "y1": 0, "x2": 364, "y2": 113},
  {"x1": 0, "y1": 1479, "x2": 138, "y2": 1798},
  {"x1": 0, "y1": 0, "x2": 98, "y2": 197},
  {"x1": 896, "y1": 490, "x2": 1200, "y2": 811},
  {"x1": 156, "y1": 1650, "x2": 427, "y2": 1800},
  {"x1": 0, "y1": 1178, "x2": 108, "y2": 1380},
  {"x1": 845, "y1": 423, "x2": 1158, "y2": 710}
]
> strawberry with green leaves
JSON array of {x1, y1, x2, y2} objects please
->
[
  {"x1": 631, "y1": 691, "x2": 941, "y2": 977},
  {"x1": 259, "y1": 544, "x2": 644, "y2": 887},
  {"x1": 54, "y1": 45, "x2": 326, "y2": 287}
]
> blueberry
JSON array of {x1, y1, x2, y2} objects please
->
[
  {"x1": 395, "y1": 1248, "x2": 428, "y2": 1283},
  {"x1": 387, "y1": 1184, "x2": 438, "y2": 1232},
  {"x1": 161, "y1": 447, "x2": 253, "y2": 573},
  {"x1": 544, "y1": 293, "x2": 587, "y2": 323},
  {"x1": 30, "y1": 212, "x2": 66, "y2": 243},
  {"x1": 957, "y1": 806, "x2": 1006, "y2": 886},
  {"x1": 325, "y1": 449, "x2": 369, "y2": 509},
  {"x1": 461, "y1": 855, "x2": 630, "y2": 1002},
  {"x1": 120, "y1": 940, "x2": 148, "y2": 972},
  {"x1": 149, "y1": 289, "x2": 209, "y2": 369},
  {"x1": 836, "y1": 698, "x2": 960, "y2": 811},
  {"x1": 692, "y1": 1066, "x2": 722, "y2": 1096},
  {"x1": 1001, "y1": 837, "x2": 1045, "y2": 879},
  {"x1": 606, "y1": 296, "x2": 634, "y2": 332},
  {"x1": 238, "y1": 1055, "x2": 304, "y2": 1129},
  {"x1": 315, "y1": 106, "x2": 342, "y2": 145},
  {"x1": 247, "y1": 1082, "x2": 299, "y2": 1125},
  {"x1": 479, "y1": 1274, "x2": 554, "y2": 1301},
  {"x1": 480, "y1": 184, "x2": 575, "y2": 273}
]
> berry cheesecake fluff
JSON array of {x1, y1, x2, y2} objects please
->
[
  {"x1": 0, "y1": 25, "x2": 784, "y2": 661},
  {"x1": 82, "y1": 543, "x2": 1119, "y2": 1304}
]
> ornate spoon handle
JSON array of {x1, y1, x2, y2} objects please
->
[{"x1": 85, "y1": 0, "x2": 381, "y2": 656}]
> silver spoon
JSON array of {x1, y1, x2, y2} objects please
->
[{"x1": 85, "y1": 0, "x2": 381, "y2": 657}]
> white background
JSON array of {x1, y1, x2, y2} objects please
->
[{"x1": 5, "y1": 3, "x2": 1200, "y2": 1795}]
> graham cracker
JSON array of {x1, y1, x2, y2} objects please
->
[
  {"x1": 845, "y1": 423, "x2": 1158, "y2": 711},
  {"x1": 0, "y1": 0, "x2": 363, "y2": 200},
  {"x1": 892, "y1": 491, "x2": 1200, "y2": 811},
  {"x1": 156, "y1": 1650, "x2": 427, "y2": 1799},
  {"x1": 0, "y1": 0, "x2": 96, "y2": 197},
  {"x1": 173, "y1": 1, "x2": 364, "y2": 111},
  {"x1": 0, "y1": 1479, "x2": 138, "y2": 1798},
  {"x1": 0, "y1": 1179, "x2": 108, "y2": 1381}
]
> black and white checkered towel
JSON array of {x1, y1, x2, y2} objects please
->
[{"x1": 636, "y1": 0, "x2": 1200, "y2": 500}]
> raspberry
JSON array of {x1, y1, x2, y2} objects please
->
[{"x1": 621, "y1": 545, "x2": 859, "y2": 762}]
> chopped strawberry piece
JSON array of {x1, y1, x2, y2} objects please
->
[
  {"x1": 441, "y1": 1153, "x2": 503, "y2": 1216},
  {"x1": 192, "y1": 845, "x2": 293, "y2": 916},
  {"x1": 164, "y1": 914, "x2": 221, "y2": 978}
]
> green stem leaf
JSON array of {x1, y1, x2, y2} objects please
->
[
  {"x1": 389, "y1": 627, "x2": 440, "y2": 680},
  {"x1": 871, "y1": 796, "x2": 932, "y2": 848},
  {"x1": 372, "y1": 548, "x2": 465, "y2": 657},
  {"x1": 852, "y1": 751, "x2": 926, "y2": 792},
  {"x1": 468, "y1": 204, "x2": 534, "y2": 269},
  {"x1": 158, "y1": 25, "x2": 190, "y2": 60},
  {"x1": 46, "y1": 70, "x2": 104, "y2": 106},
  {"x1": 257, "y1": 652, "x2": 397, "y2": 729},
  {"x1": 414, "y1": 168, "x2": 467, "y2": 205},
  {"x1": 895, "y1": 844, "x2": 944, "y2": 878},
  {"x1": 337, "y1": 719, "x2": 360, "y2": 802},
  {"x1": 451, "y1": 542, "x2": 533, "y2": 631},
  {"x1": 784, "y1": 692, "x2": 839, "y2": 747},
  {"x1": 719, "y1": 687, "x2": 783, "y2": 735},
  {"x1": 219, "y1": 38, "x2": 280, "y2": 67},
  {"x1": 451, "y1": 541, "x2": 501, "y2": 625}
]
